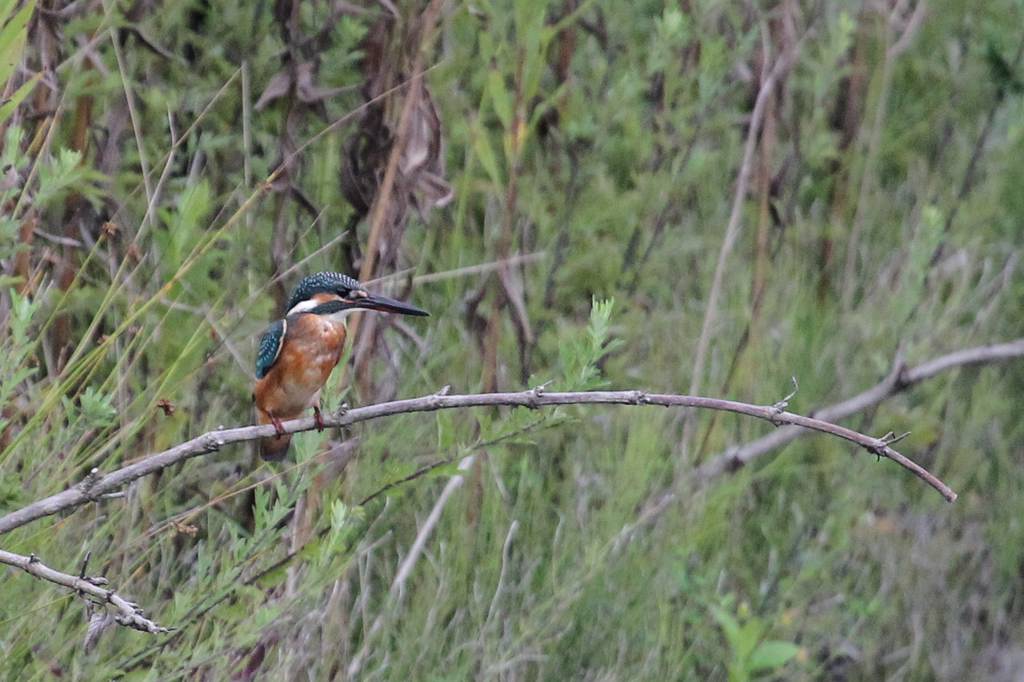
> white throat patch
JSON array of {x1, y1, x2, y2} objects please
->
[{"x1": 321, "y1": 308, "x2": 357, "y2": 325}]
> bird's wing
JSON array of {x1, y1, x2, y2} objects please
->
[{"x1": 255, "y1": 318, "x2": 287, "y2": 379}]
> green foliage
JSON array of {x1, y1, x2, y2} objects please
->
[
  {"x1": 0, "y1": 0, "x2": 35, "y2": 126},
  {"x1": 62, "y1": 385, "x2": 117, "y2": 429},
  {"x1": 0, "y1": 0, "x2": 1022, "y2": 679},
  {"x1": 0, "y1": 290, "x2": 36, "y2": 434},
  {"x1": 559, "y1": 297, "x2": 623, "y2": 389},
  {"x1": 711, "y1": 602, "x2": 802, "y2": 681},
  {"x1": 34, "y1": 147, "x2": 108, "y2": 209}
]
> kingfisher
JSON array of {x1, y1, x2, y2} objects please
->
[{"x1": 253, "y1": 271, "x2": 428, "y2": 460}]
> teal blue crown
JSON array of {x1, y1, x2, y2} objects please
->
[{"x1": 287, "y1": 271, "x2": 361, "y2": 311}]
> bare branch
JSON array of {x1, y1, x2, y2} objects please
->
[
  {"x1": 699, "y1": 337, "x2": 1024, "y2": 482},
  {"x1": 3, "y1": 339, "x2": 1020, "y2": 537},
  {"x1": 2, "y1": 376, "x2": 984, "y2": 540},
  {"x1": 0, "y1": 548, "x2": 169, "y2": 634}
]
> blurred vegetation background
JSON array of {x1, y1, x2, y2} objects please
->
[{"x1": 1, "y1": 0, "x2": 1023, "y2": 678}]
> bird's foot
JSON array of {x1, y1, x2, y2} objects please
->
[
  {"x1": 313, "y1": 405, "x2": 325, "y2": 432},
  {"x1": 270, "y1": 415, "x2": 286, "y2": 437}
]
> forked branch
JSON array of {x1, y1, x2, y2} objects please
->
[{"x1": 0, "y1": 548, "x2": 169, "y2": 634}]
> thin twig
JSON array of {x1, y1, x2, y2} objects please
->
[
  {"x1": 346, "y1": 454, "x2": 475, "y2": 677},
  {"x1": 484, "y1": 519, "x2": 519, "y2": 630},
  {"x1": 108, "y1": 18, "x2": 154, "y2": 231},
  {"x1": 681, "y1": 44, "x2": 799, "y2": 458},
  {"x1": 700, "y1": 337, "x2": 1024, "y2": 480},
  {"x1": 393, "y1": 455, "x2": 474, "y2": 593},
  {"x1": 0, "y1": 548, "x2": 169, "y2": 634},
  {"x1": 370, "y1": 252, "x2": 548, "y2": 287}
]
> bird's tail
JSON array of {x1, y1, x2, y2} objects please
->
[
  {"x1": 256, "y1": 408, "x2": 291, "y2": 461},
  {"x1": 259, "y1": 433, "x2": 291, "y2": 461}
]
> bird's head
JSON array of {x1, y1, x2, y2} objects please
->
[{"x1": 286, "y1": 271, "x2": 428, "y2": 318}]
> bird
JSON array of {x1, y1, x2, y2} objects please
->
[{"x1": 253, "y1": 271, "x2": 428, "y2": 460}]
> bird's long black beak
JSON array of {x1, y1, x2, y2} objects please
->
[{"x1": 357, "y1": 293, "x2": 429, "y2": 317}]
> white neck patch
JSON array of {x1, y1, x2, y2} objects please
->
[{"x1": 287, "y1": 298, "x2": 321, "y2": 315}]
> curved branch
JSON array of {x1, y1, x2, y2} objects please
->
[
  {"x1": 698, "y1": 338, "x2": 1024, "y2": 482},
  {"x1": 0, "y1": 548, "x2": 169, "y2": 634},
  {"x1": 0, "y1": 383, "x2": 965, "y2": 540},
  {"x1": 12, "y1": 337, "x2": 1023, "y2": 537},
  {"x1": 617, "y1": 338, "x2": 1024, "y2": 545}
]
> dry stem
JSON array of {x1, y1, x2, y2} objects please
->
[{"x1": 0, "y1": 549, "x2": 169, "y2": 634}]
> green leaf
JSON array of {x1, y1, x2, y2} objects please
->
[
  {"x1": 488, "y1": 69, "x2": 513, "y2": 130},
  {"x1": 736, "y1": 618, "x2": 766, "y2": 660},
  {"x1": 0, "y1": 0, "x2": 20, "y2": 25},
  {"x1": 0, "y1": 72, "x2": 38, "y2": 125},
  {"x1": 436, "y1": 410, "x2": 457, "y2": 451},
  {"x1": 710, "y1": 605, "x2": 741, "y2": 651},
  {"x1": 473, "y1": 125, "x2": 504, "y2": 187},
  {"x1": 0, "y1": 0, "x2": 33, "y2": 85},
  {"x1": 330, "y1": 499, "x2": 349, "y2": 531},
  {"x1": 748, "y1": 640, "x2": 801, "y2": 672},
  {"x1": 78, "y1": 386, "x2": 117, "y2": 428}
]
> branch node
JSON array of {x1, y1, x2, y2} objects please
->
[
  {"x1": 869, "y1": 431, "x2": 911, "y2": 461},
  {"x1": 889, "y1": 347, "x2": 909, "y2": 390},
  {"x1": 435, "y1": 385, "x2": 451, "y2": 396},
  {"x1": 724, "y1": 447, "x2": 745, "y2": 472},
  {"x1": 526, "y1": 382, "x2": 550, "y2": 409},
  {"x1": 632, "y1": 390, "x2": 649, "y2": 405},
  {"x1": 28, "y1": 553, "x2": 39, "y2": 564},
  {"x1": 769, "y1": 376, "x2": 799, "y2": 425},
  {"x1": 79, "y1": 468, "x2": 102, "y2": 499}
]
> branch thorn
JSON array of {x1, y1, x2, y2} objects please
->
[
  {"x1": 78, "y1": 551, "x2": 92, "y2": 581},
  {"x1": 880, "y1": 430, "x2": 911, "y2": 446}
]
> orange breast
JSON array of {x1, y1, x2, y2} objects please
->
[{"x1": 254, "y1": 314, "x2": 347, "y2": 420}]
